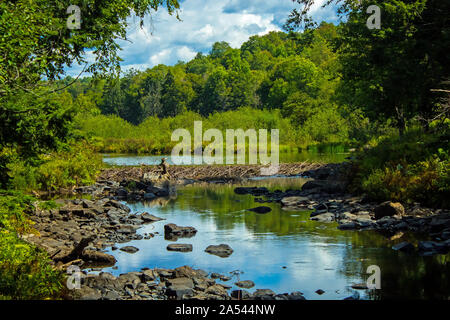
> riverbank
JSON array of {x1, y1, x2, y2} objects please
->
[{"x1": 22, "y1": 161, "x2": 450, "y2": 300}]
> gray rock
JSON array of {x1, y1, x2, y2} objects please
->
[
  {"x1": 281, "y1": 196, "x2": 309, "y2": 207},
  {"x1": 140, "y1": 212, "x2": 164, "y2": 223},
  {"x1": 164, "y1": 223, "x2": 197, "y2": 238},
  {"x1": 103, "y1": 290, "x2": 121, "y2": 300},
  {"x1": 254, "y1": 289, "x2": 276, "y2": 299},
  {"x1": 235, "y1": 280, "x2": 255, "y2": 289},
  {"x1": 120, "y1": 246, "x2": 139, "y2": 253},
  {"x1": 205, "y1": 244, "x2": 234, "y2": 258},
  {"x1": 167, "y1": 243, "x2": 193, "y2": 252},
  {"x1": 374, "y1": 201, "x2": 405, "y2": 220},
  {"x1": 310, "y1": 212, "x2": 335, "y2": 222},
  {"x1": 81, "y1": 250, "x2": 116, "y2": 265}
]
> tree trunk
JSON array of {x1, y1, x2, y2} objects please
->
[{"x1": 395, "y1": 106, "x2": 407, "y2": 136}]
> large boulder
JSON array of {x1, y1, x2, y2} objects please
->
[
  {"x1": 205, "y1": 244, "x2": 233, "y2": 258},
  {"x1": 374, "y1": 201, "x2": 405, "y2": 220},
  {"x1": 81, "y1": 250, "x2": 116, "y2": 266},
  {"x1": 120, "y1": 246, "x2": 139, "y2": 253},
  {"x1": 140, "y1": 212, "x2": 164, "y2": 223},
  {"x1": 235, "y1": 280, "x2": 255, "y2": 289},
  {"x1": 164, "y1": 223, "x2": 197, "y2": 239}
]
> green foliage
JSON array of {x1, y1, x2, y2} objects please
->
[
  {"x1": 350, "y1": 127, "x2": 450, "y2": 208},
  {"x1": 0, "y1": 194, "x2": 64, "y2": 299},
  {"x1": 6, "y1": 143, "x2": 102, "y2": 192}
]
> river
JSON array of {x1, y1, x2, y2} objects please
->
[{"x1": 95, "y1": 171, "x2": 450, "y2": 300}]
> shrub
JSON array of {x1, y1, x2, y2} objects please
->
[{"x1": 0, "y1": 193, "x2": 64, "y2": 299}]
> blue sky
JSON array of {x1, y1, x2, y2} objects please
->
[{"x1": 68, "y1": 0, "x2": 339, "y2": 77}]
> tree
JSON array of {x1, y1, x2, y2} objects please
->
[
  {"x1": 0, "y1": 0, "x2": 180, "y2": 186},
  {"x1": 286, "y1": 0, "x2": 450, "y2": 133}
]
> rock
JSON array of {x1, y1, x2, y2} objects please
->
[
  {"x1": 116, "y1": 225, "x2": 138, "y2": 234},
  {"x1": 314, "y1": 203, "x2": 328, "y2": 211},
  {"x1": 231, "y1": 290, "x2": 251, "y2": 299},
  {"x1": 417, "y1": 241, "x2": 449, "y2": 255},
  {"x1": 315, "y1": 289, "x2": 325, "y2": 295},
  {"x1": 174, "y1": 266, "x2": 206, "y2": 278},
  {"x1": 374, "y1": 201, "x2": 405, "y2": 220},
  {"x1": 120, "y1": 246, "x2": 139, "y2": 253},
  {"x1": 105, "y1": 200, "x2": 131, "y2": 213},
  {"x1": 210, "y1": 273, "x2": 222, "y2": 279},
  {"x1": 140, "y1": 212, "x2": 164, "y2": 223},
  {"x1": 74, "y1": 286, "x2": 102, "y2": 300},
  {"x1": 338, "y1": 222, "x2": 359, "y2": 230},
  {"x1": 167, "y1": 277, "x2": 194, "y2": 289},
  {"x1": 103, "y1": 290, "x2": 121, "y2": 300},
  {"x1": 235, "y1": 280, "x2": 255, "y2": 289},
  {"x1": 166, "y1": 277, "x2": 195, "y2": 299},
  {"x1": 310, "y1": 212, "x2": 335, "y2": 222},
  {"x1": 205, "y1": 244, "x2": 233, "y2": 258},
  {"x1": 281, "y1": 196, "x2": 309, "y2": 207},
  {"x1": 164, "y1": 223, "x2": 197, "y2": 238},
  {"x1": 392, "y1": 241, "x2": 415, "y2": 252},
  {"x1": 81, "y1": 250, "x2": 116, "y2": 266},
  {"x1": 167, "y1": 244, "x2": 193, "y2": 252},
  {"x1": 141, "y1": 269, "x2": 156, "y2": 282},
  {"x1": 253, "y1": 289, "x2": 276, "y2": 299},
  {"x1": 205, "y1": 284, "x2": 228, "y2": 297},
  {"x1": 247, "y1": 206, "x2": 272, "y2": 214},
  {"x1": 287, "y1": 292, "x2": 306, "y2": 300}
]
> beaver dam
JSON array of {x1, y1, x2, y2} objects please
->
[{"x1": 100, "y1": 162, "x2": 328, "y2": 182}]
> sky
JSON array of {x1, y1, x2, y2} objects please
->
[{"x1": 68, "y1": 0, "x2": 339, "y2": 77}]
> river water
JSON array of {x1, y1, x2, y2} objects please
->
[
  {"x1": 97, "y1": 175, "x2": 450, "y2": 300},
  {"x1": 102, "y1": 150, "x2": 350, "y2": 166}
]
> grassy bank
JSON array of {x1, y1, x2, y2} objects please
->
[{"x1": 77, "y1": 107, "x2": 354, "y2": 155}]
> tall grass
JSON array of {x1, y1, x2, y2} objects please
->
[{"x1": 77, "y1": 107, "x2": 351, "y2": 154}]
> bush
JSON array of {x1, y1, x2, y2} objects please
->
[
  {"x1": 0, "y1": 193, "x2": 64, "y2": 299},
  {"x1": 7, "y1": 143, "x2": 102, "y2": 192},
  {"x1": 350, "y1": 127, "x2": 450, "y2": 208}
]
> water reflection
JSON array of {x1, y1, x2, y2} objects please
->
[
  {"x1": 99, "y1": 178, "x2": 450, "y2": 300},
  {"x1": 102, "y1": 151, "x2": 349, "y2": 166}
]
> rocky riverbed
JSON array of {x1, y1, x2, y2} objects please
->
[{"x1": 23, "y1": 162, "x2": 450, "y2": 300}]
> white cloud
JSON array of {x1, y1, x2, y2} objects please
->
[{"x1": 67, "y1": 0, "x2": 338, "y2": 76}]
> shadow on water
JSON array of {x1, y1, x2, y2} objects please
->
[{"x1": 98, "y1": 177, "x2": 449, "y2": 300}]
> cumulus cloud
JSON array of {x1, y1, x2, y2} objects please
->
[{"x1": 67, "y1": 0, "x2": 338, "y2": 76}]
